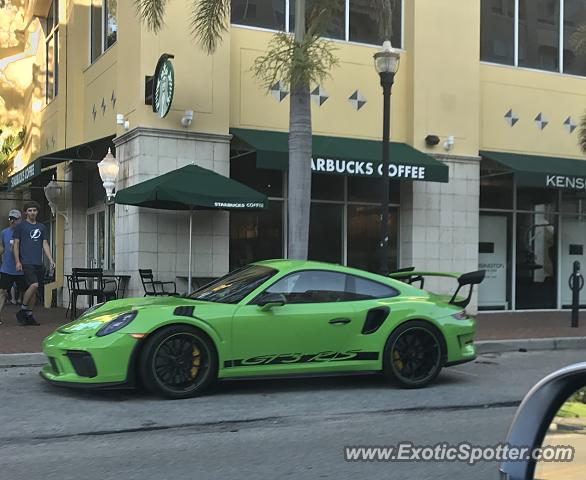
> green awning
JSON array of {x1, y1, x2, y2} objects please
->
[
  {"x1": 481, "y1": 150, "x2": 586, "y2": 190},
  {"x1": 231, "y1": 128, "x2": 449, "y2": 183},
  {"x1": 7, "y1": 135, "x2": 115, "y2": 190},
  {"x1": 115, "y1": 164, "x2": 267, "y2": 210}
]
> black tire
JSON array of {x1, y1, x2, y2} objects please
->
[
  {"x1": 382, "y1": 320, "x2": 445, "y2": 389},
  {"x1": 139, "y1": 325, "x2": 218, "y2": 399}
]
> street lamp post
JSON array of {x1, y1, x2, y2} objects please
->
[{"x1": 374, "y1": 40, "x2": 400, "y2": 276}]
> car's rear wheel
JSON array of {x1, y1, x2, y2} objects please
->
[
  {"x1": 139, "y1": 325, "x2": 217, "y2": 399},
  {"x1": 383, "y1": 321, "x2": 444, "y2": 388}
]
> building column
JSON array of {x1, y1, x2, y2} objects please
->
[
  {"x1": 114, "y1": 127, "x2": 232, "y2": 298},
  {"x1": 62, "y1": 162, "x2": 90, "y2": 309},
  {"x1": 400, "y1": 155, "x2": 480, "y2": 310}
]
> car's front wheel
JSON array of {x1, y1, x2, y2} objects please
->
[
  {"x1": 383, "y1": 321, "x2": 444, "y2": 389},
  {"x1": 139, "y1": 325, "x2": 217, "y2": 399}
]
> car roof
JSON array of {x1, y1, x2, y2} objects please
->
[{"x1": 252, "y1": 259, "x2": 387, "y2": 280}]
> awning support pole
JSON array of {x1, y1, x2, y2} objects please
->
[{"x1": 188, "y1": 208, "x2": 193, "y2": 293}]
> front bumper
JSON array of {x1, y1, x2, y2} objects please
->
[{"x1": 40, "y1": 330, "x2": 139, "y2": 387}]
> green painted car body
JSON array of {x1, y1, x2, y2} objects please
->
[{"x1": 41, "y1": 259, "x2": 477, "y2": 390}]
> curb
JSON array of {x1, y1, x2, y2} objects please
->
[
  {"x1": 0, "y1": 352, "x2": 46, "y2": 368},
  {"x1": 476, "y1": 337, "x2": 586, "y2": 354}
]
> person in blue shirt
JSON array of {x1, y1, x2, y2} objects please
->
[
  {"x1": 13, "y1": 201, "x2": 56, "y2": 326},
  {"x1": 0, "y1": 210, "x2": 26, "y2": 325}
]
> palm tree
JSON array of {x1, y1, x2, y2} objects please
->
[
  {"x1": 0, "y1": 126, "x2": 25, "y2": 183},
  {"x1": 135, "y1": 0, "x2": 393, "y2": 260},
  {"x1": 571, "y1": 25, "x2": 586, "y2": 153}
]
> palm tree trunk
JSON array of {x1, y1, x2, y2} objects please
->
[
  {"x1": 287, "y1": 81, "x2": 312, "y2": 260},
  {"x1": 287, "y1": 0, "x2": 312, "y2": 260}
]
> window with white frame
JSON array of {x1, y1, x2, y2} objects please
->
[
  {"x1": 90, "y1": 0, "x2": 117, "y2": 63},
  {"x1": 45, "y1": 0, "x2": 59, "y2": 102},
  {"x1": 231, "y1": 0, "x2": 403, "y2": 48},
  {"x1": 481, "y1": 0, "x2": 586, "y2": 76}
]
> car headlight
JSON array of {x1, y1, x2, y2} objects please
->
[{"x1": 95, "y1": 311, "x2": 138, "y2": 337}]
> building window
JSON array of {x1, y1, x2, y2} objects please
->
[
  {"x1": 518, "y1": 0, "x2": 560, "y2": 72},
  {"x1": 229, "y1": 153, "x2": 400, "y2": 273},
  {"x1": 290, "y1": 0, "x2": 345, "y2": 40},
  {"x1": 232, "y1": 0, "x2": 286, "y2": 30},
  {"x1": 91, "y1": 0, "x2": 117, "y2": 63},
  {"x1": 349, "y1": 0, "x2": 402, "y2": 48},
  {"x1": 231, "y1": 0, "x2": 403, "y2": 48},
  {"x1": 481, "y1": 0, "x2": 586, "y2": 76},
  {"x1": 45, "y1": 1, "x2": 59, "y2": 102},
  {"x1": 480, "y1": 0, "x2": 515, "y2": 65},
  {"x1": 563, "y1": 0, "x2": 586, "y2": 76}
]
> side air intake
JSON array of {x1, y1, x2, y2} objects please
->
[{"x1": 362, "y1": 307, "x2": 390, "y2": 334}]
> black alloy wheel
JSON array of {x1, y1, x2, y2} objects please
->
[
  {"x1": 383, "y1": 321, "x2": 444, "y2": 388},
  {"x1": 140, "y1": 325, "x2": 217, "y2": 399}
]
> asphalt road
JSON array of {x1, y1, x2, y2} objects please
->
[{"x1": 1, "y1": 350, "x2": 585, "y2": 480}]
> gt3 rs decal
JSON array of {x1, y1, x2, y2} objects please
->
[{"x1": 223, "y1": 350, "x2": 379, "y2": 368}]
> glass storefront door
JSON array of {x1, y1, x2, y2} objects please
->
[
  {"x1": 560, "y1": 216, "x2": 586, "y2": 308},
  {"x1": 515, "y1": 211, "x2": 557, "y2": 309},
  {"x1": 86, "y1": 213, "x2": 97, "y2": 268},
  {"x1": 478, "y1": 214, "x2": 510, "y2": 310},
  {"x1": 86, "y1": 206, "x2": 115, "y2": 270}
]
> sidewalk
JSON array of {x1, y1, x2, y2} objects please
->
[
  {"x1": 0, "y1": 304, "x2": 69, "y2": 354},
  {"x1": 0, "y1": 304, "x2": 585, "y2": 354}
]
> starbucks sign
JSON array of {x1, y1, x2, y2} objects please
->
[{"x1": 148, "y1": 54, "x2": 175, "y2": 118}]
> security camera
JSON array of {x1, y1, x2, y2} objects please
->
[
  {"x1": 181, "y1": 110, "x2": 194, "y2": 128},
  {"x1": 425, "y1": 135, "x2": 440, "y2": 147},
  {"x1": 443, "y1": 135, "x2": 455, "y2": 151},
  {"x1": 116, "y1": 113, "x2": 125, "y2": 125}
]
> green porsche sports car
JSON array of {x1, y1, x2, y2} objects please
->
[{"x1": 41, "y1": 260, "x2": 484, "y2": 399}]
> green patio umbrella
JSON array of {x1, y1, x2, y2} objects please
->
[{"x1": 115, "y1": 164, "x2": 267, "y2": 292}]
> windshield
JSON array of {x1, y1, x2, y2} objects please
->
[{"x1": 188, "y1": 265, "x2": 277, "y2": 304}]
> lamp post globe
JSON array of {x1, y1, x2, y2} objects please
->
[
  {"x1": 98, "y1": 148, "x2": 120, "y2": 200},
  {"x1": 44, "y1": 179, "x2": 62, "y2": 216},
  {"x1": 373, "y1": 40, "x2": 400, "y2": 276}
]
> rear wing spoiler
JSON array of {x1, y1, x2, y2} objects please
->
[{"x1": 389, "y1": 268, "x2": 486, "y2": 308}]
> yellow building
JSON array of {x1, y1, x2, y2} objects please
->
[{"x1": 2, "y1": 0, "x2": 586, "y2": 312}]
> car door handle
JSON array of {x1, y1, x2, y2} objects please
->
[{"x1": 329, "y1": 318, "x2": 352, "y2": 325}]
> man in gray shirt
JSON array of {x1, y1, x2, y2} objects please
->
[{"x1": 13, "y1": 201, "x2": 55, "y2": 325}]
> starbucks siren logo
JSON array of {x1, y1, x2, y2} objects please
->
[{"x1": 154, "y1": 58, "x2": 174, "y2": 118}]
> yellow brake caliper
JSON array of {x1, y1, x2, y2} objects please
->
[
  {"x1": 393, "y1": 350, "x2": 403, "y2": 371},
  {"x1": 190, "y1": 346, "x2": 201, "y2": 379}
]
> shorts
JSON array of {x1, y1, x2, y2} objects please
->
[
  {"x1": 22, "y1": 264, "x2": 45, "y2": 288},
  {"x1": 0, "y1": 272, "x2": 26, "y2": 291}
]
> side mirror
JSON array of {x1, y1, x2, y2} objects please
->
[
  {"x1": 257, "y1": 293, "x2": 286, "y2": 311},
  {"x1": 500, "y1": 362, "x2": 586, "y2": 479}
]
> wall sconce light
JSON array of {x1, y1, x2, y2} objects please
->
[
  {"x1": 44, "y1": 179, "x2": 69, "y2": 224},
  {"x1": 98, "y1": 148, "x2": 120, "y2": 200},
  {"x1": 443, "y1": 135, "x2": 455, "y2": 151},
  {"x1": 181, "y1": 110, "x2": 193, "y2": 128},
  {"x1": 116, "y1": 113, "x2": 130, "y2": 130}
]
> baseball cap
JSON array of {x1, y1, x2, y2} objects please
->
[{"x1": 8, "y1": 209, "x2": 21, "y2": 220}]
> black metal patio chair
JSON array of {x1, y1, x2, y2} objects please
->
[
  {"x1": 139, "y1": 269, "x2": 177, "y2": 296},
  {"x1": 69, "y1": 268, "x2": 117, "y2": 319}
]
